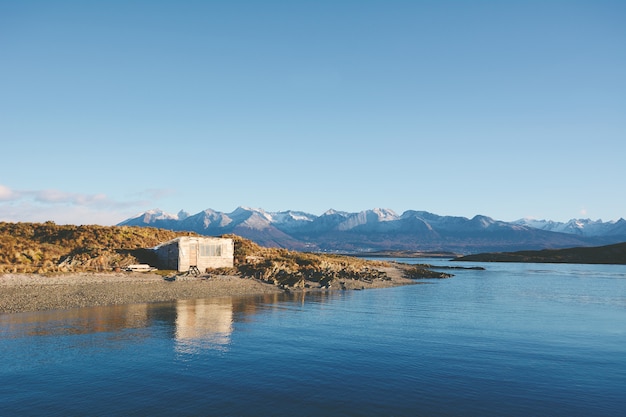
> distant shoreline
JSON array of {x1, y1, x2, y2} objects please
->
[
  {"x1": 348, "y1": 251, "x2": 458, "y2": 259},
  {"x1": 453, "y1": 241, "x2": 626, "y2": 265}
]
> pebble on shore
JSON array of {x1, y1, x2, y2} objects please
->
[{"x1": 0, "y1": 273, "x2": 282, "y2": 314}]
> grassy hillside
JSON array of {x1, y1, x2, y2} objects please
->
[
  {"x1": 0, "y1": 221, "x2": 198, "y2": 273},
  {"x1": 454, "y1": 241, "x2": 626, "y2": 265}
]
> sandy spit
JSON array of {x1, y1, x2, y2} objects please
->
[{"x1": 0, "y1": 268, "x2": 415, "y2": 314}]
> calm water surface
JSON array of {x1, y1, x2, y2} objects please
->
[{"x1": 1, "y1": 260, "x2": 625, "y2": 416}]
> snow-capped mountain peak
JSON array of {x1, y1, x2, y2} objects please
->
[
  {"x1": 270, "y1": 210, "x2": 316, "y2": 224},
  {"x1": 119, "y1": 208, "x2": 626, "y2": 253},
  {"x1": 227, "y1": 207, "x2": 273, "y2": 229},
  {"x1": 127, "y1": 208, "x2": 178, "y2": 224},
  {"x1": 322, "y1": 208, "x2": 349, "y2": 217},
  {"x1": 513, "y1": 217, "x2": 624, "y2": 237},
  {"x1": 371, "y1": 208, "x2": 399, "y2": 221}
]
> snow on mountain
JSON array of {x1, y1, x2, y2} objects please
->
[
  {"x1": 269, "y1": 210, "x2": 316, "y2": 232},
  {"x1": 400, "y1": 211, "x2": 468, "y2": 230},
  {"x1": 296, "y1": 209, "x2": 351, "y2": 234},
  {"x1": 227, "y1": 207, "x2": 273, "y2": 230},
  {"x1": 270, "y1": 210, "x2": 316, "y2": 223},
  {"x1": 118, "y1": 207, "x2": 626, "y2": 252},
  {"x1": 140, "y1": 209, "x2": 178, "y2": 223},
  {"x1": 469, "y1": 215, "x2": 495, "y2": 229},
  {"x1": 180, "y1": 209, "x2": 233, "y2": 230},
  {"x1": 337, "y1": 208, "x2": 399, "y2": 231},
  {"x1": 119, "y1": 208, "x2": 180, "y2": 226},
  {"x1": 372, "y1": 208, "x2": 398, "y2": 221},
  {"x1": 464, "y1": 215, "x2": 528, "y2": 231},
  {"x1": 322, "y1": 209, "x2": 348, "y2": 216},
  {"x1": 514, "y1": 218, "x2": 626, "y2": 237},
  {"x1": 177, "y1": 210, "x2": 190, "y2": 220}
]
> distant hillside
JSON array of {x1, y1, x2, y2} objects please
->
[
  {"x1": 453, "y1": 241, "x2": 626, "y2": 265},
  {"x1": 119, "y1": 207, "x2": 626, "y2": 253}
]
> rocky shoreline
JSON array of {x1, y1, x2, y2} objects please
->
[{"x1": 0, "y1": 267, "x2": 417, "y2": 314}]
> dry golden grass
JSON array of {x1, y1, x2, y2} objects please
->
[{"x1": 0, "y1": 221, "x2": 198, "y2": 273}]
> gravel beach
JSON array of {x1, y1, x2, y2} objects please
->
[{"x1": 0, "y1": 267, "x2": 415, "y2": 314}]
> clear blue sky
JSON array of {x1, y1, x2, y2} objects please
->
[{"x1": 1, "y1": 0, "x2": 625, "y2": 225}]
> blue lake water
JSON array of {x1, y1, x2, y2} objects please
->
[{"x1": 1, "y1": 259, "x2": 626, "y2": 416}]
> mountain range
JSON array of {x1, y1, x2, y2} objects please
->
[{"x1": 118, "y1": 207, "x2": 626, "y2": 254}]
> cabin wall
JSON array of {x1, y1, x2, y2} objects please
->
[
  {"x1": 177, "y1": 239, "x2": 193, "y2": 272},
  {"x1": 155, "y1": 237, "x2": 234, "y2": 272},
  {"x1": 154, "y1": 241, "x2": 181, "y2": 270},
  {"x1": 194, "y1": 238, "x2": 234, "y2": 271}
]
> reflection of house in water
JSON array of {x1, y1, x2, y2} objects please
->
[
  {"x1": 175, "y1": 298, "x2": 234, "y2": 352},
  {"x1": 1, "y1": 291, "x2": 338, "y2": 354}
]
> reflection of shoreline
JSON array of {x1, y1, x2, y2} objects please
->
[
  {"x1": 0, "y1": 304, "x2": 151, "y2": 337},
  {"x1": 1, "y1": 291, "x2": 342, "y2": 345},
  {"x1": 174, "y1": 299, "x2": 234, "y2": 353}
]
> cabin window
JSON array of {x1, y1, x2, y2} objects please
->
[{"x1": 200, "y1": 243, "x2": 222, "y2": 257}]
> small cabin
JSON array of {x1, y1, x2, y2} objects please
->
[{"x1": 154, "y1": 236, "x2": 234, "y2": 272}]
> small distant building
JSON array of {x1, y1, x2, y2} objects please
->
[{"x1": 154, "y1": 236, "x2": 234, "y2": 272}]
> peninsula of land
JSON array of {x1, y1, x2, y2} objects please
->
[
  {"x1": 0, "y1": 222, "x2": 452, "y2": 313},
  {"x1": 0, "y1": 264, "x2": 421, "y2": 314}
]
